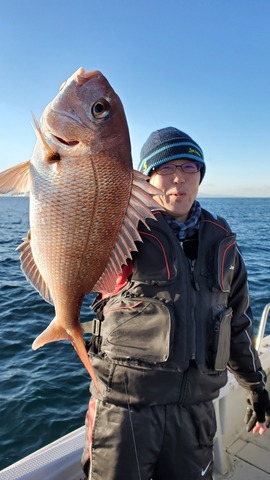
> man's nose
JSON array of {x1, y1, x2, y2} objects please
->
[{"x1": 173, "y1": 168, "x2": 185, "y2": 183}]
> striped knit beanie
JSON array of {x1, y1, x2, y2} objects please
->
[{"x1": 138, "y1": 127, "x2": 206, "y2": 183}]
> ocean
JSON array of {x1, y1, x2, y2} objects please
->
[{"x1": 0, "y1": 196, "x2": 269, "y2": 472}]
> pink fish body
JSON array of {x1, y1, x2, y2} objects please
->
[{"x1": 0, "y1": 68, "x2": 160, "y2": 390}]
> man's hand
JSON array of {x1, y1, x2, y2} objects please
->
[
  {"x1": 252, "y1": 422, "x2": 267, "y2": 435},
  {"x1": 245, "y1": 389, "x2": 270, "y2": 435}
]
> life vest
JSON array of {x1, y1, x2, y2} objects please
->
[{"x1": 89, "y1": 209, "x2": 238, "y2": 406}]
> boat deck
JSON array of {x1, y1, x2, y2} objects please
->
[
  {"x1": 213, "y1": 336, "x2": 270, "y2": 480},
  {"x1": 214, "y1": 428, "x2": 270, "y2": 479}
]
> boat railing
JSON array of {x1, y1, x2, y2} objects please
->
[{"x1": 255, "y1": 303, "x2": 270, "y2": 352}]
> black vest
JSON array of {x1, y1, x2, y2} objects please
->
[{"x1": 89, "y1": 209, "x2": 237, "y2": 406}]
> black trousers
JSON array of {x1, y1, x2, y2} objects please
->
[{"x1": 81, "y1": 397, "x2": 216, "y2": 480}]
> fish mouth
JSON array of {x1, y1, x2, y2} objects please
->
[{"x1": 52, "y1": 135, "x2": 79, "y2": 147}]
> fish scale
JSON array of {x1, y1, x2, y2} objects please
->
[{"x1": 0, "y1": 67, "x2": 162, "y2": 392}]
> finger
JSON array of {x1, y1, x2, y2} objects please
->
[
  {"x1": 246, "y1": 412, "x2": 257, "y2": 432},
  {"x1": 253, "y1": 422, "x2": 267, "y2": 435}
]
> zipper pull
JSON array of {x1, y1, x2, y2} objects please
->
[{"x1": 190, "y1": 259, "x2": 200, "y2": 291}]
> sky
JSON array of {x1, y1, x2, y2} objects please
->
[{"x1": 1, "y1": 0, "x2": 269, "y2": 197}]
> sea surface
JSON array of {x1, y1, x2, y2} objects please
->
[{"x1": 0, "y1": 196, "x2": 269, "y2": 471}]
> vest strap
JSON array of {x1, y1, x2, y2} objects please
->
[{"x1": 81, "y1": 319, "x2": 102, "y2": 336}]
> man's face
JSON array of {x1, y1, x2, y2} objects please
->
[{"x1": 149, "y1": 159, "x2": 201, "y2": 221}]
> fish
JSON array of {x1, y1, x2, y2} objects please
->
[{"x1": 0, "y1": 67, "x2": 161, "y2": 391}]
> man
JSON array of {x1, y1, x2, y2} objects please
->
[{"x1": 82, "y1": 127, "x2": 270, "y2": 480}]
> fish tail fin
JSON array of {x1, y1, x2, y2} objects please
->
[
  {"x1": 69, "y1": 328, "x2": 100, "y2": 392},
  {"x1": 32, "y1": 318, "x2": 99, "y2": 391},
  {"x1": 32, "y1": 317, "x2": 69, "y2": 349}
]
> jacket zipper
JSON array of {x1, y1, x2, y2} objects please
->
[
  {"x1": 190, "y1": 259, "x2": 200, "y2": 291},
  {"x1": 190, "y1": 259, "x2": 199, "y2": 360}
]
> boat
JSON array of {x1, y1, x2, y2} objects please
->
[
  {"x1": 213, "y1": 303, "x2": 270, "y2": 480},
  {"x1": 0, "y1": 305, "x2": 269, "y2": 480}
]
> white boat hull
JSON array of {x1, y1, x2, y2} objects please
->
[{"x1": 0, "y1": 427, "x2": 85, "y2": 480}]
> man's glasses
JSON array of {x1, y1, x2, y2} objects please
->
[{"x1": 153, "y1": 162, "x2": 202, "y2": 176}]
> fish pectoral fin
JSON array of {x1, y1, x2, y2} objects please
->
[
  {"x1": 0, "y1": 160, "x2": 31, "y2": 195},
  {"x1": 32, "y1": 318, "x2": 69, "y2": 350},
  {"x1": 17, "y1": 237, "x2": 54, "y2": 305},
  {"x1": 93, "y1": 170, "x2": 163, "y2": 294}
]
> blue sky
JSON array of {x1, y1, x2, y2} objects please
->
[{"x1": 1, "y1": 0, "x2": 269, "y2": 197}]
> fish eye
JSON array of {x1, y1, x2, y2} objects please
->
[{"x1": 91, "y1": 99, "x2": 110, "y2": 119}]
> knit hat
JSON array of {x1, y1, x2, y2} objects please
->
[{"x1": 138, "y1": 127, "x2": 206, "y2": 183}]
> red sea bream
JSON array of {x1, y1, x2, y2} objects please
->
[{"x1": 0, "y1": 68, "x2": 161, "y2": 390}]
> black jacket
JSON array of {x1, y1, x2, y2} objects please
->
[{"x1": 88, "y1": 209, "x2": 265, "y2": 406}]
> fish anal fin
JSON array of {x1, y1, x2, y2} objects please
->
[
  {"x1": 94, "y1": 170, "x2": 163, "y2": 294},
  {"x1": 0, "y1": 160, "x2": 31, "y2": 195},
  {"x1": 17, "y1": 237, "x2": 54, "y2": 305}
]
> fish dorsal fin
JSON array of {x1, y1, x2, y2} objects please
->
[
  {"x1": 17, "y1": 236, "x2": 54, "y2": 305},
  {"x1": 93, "y1": 170, "x2": 163, "y2": 294},
  {"x1": 0, "y1": 160, "x2": 31, "y2": 195}
]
